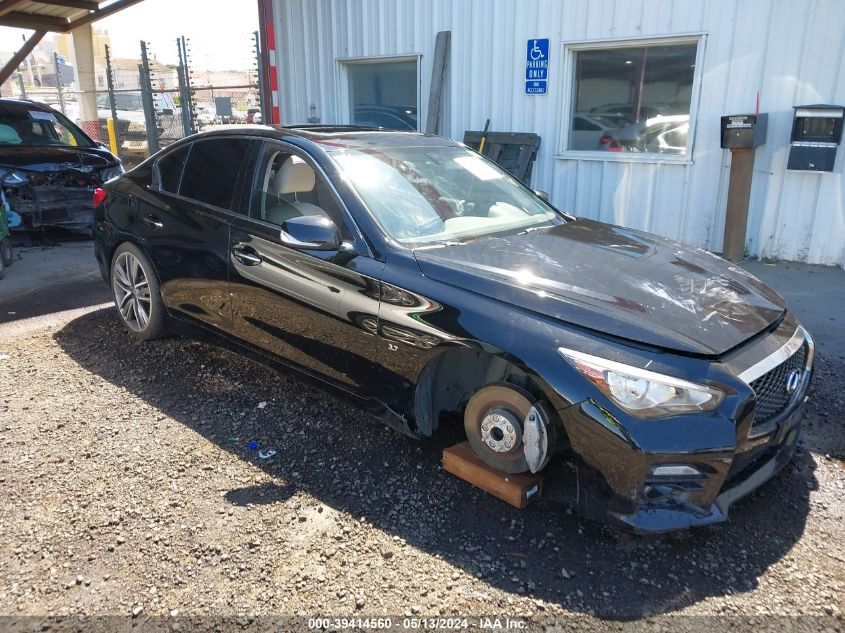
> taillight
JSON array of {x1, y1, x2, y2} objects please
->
[
  {"x1": 93, "y1": 188, "x2": 107, "y2": 208},
  {"x1": 599, "y1": 134, "x2": 614, "y2": 145}
]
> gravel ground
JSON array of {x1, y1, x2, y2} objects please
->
[{"x1": 1, "y1": 305, "x2": 844, "y2": 631}]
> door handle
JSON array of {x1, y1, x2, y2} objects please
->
[
  {"x1": 232, "y1": 245, "x2": 262, "y2": 266},
  {"x1": 141, "y1": 215, "x2": 164, "y2": 229}
]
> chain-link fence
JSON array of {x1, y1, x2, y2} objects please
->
[{"x1": 1, "y1": 34, "x2": 262, "y2": 168}]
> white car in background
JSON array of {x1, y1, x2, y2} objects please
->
[{"x1": 570, "y1": 113, "x2": 619, "y2": 151}]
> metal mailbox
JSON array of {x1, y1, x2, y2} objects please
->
[
  {"x1": 721, "y1": 113, "x2": 768, "y2": 149},
  {"x1": 787, "y1": 104, "x2": 844, "y2": 172}
]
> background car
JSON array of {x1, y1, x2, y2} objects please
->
[
  {"x1": 0, "y1": 98, "x2": 123, "y2": 232},
  {"x1": 93, "y1": 126, "x2": 814, "y2": 533},
  {"x1": 352, "y1": 105, "x2": 418, "y2": 130}
]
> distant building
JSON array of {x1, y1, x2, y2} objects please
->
[{"x1": 103, "y1": 58, "x2": 177, "y2": 91}]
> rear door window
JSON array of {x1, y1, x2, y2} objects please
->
[
  {"x1": 156, "y1": 144, "x2": 190, "y2": 194},
  {"x1": 178, "y1": 137, "x2": 255, "y2": 210}
]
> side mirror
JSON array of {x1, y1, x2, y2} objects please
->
[
  {"x1": 280, "y1": 215, "x2": 341, "y2": 251},
  {"x1": 534, "y1": 190, "x2": 551, "y2": 204}
]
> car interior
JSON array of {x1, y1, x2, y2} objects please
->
[
  {"x1": 253, "y1": 152, "x2": 335, "y2": 227},
  {"x1": 0, "y1": 117, "x2": 74, "y2": 146}
]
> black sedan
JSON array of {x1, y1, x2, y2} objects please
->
[
  {"x1": 0, "y1": 98, "x2": 122, "y2": 232},
  {"x1": 93, "y1": 126, "x2": 814, "y2": 533}
]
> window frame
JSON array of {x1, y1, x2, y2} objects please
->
[
  {"x1": 336, "y1": 54, "x2": 422, "y2": 131},
  {"x1": 556, "y1": 33, "x2": 706, "y2": 164}
]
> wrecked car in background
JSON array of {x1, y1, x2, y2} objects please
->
[{"x1": 0, "y1": 98, "x2": 122, "y2": 232}]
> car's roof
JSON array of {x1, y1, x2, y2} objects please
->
[
  {"x1": 0, "y1": 98, "x2": 55, "y2": 113},
  {"x1": 193, "y1": 124, "x2": 461, "y2": 151}
]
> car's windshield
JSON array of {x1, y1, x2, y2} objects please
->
[
  {"x1": 329, "y1": 145, "x2": 562, "y2": 246},
  {"x1": 97, "y1": 93, "x2": 144, "y2": 111},
  {"x1": 0, "y1": 106, "x2": 93, "y2": 148}
]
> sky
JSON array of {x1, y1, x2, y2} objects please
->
[{"x1": 0, "y1": 0, "x2": 260, "y2": 71}]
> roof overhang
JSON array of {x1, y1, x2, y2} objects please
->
[{"x1": 0, "y1": 0, "x2": 143, "y2": 33}]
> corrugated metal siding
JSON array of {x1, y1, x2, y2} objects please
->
[{"x1": 272, "y1": 0, "x2": 845, "y2": 266}]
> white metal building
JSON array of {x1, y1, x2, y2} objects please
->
[{"x1": 264, "y1": 0, "x2": 845, "y2": 266}]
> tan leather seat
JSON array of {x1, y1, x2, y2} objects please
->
[{"x1": 265, "y1": 156, "x2": 328, "y2": 225}]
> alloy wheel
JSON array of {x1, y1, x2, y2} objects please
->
[{"x1": 112, "y1": 251, "x2": 152, "y2": 332}]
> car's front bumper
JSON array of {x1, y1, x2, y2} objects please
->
[
  {"x1": 556, "y1": 315, "x2": 813, "y2": 534},
  {"x1": 622, "y1": 400, "x2": 803, "y2": 534}
]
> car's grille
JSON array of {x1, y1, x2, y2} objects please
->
[{"x1": 749, "y1": 343, "x2": 807, "y2": 433}]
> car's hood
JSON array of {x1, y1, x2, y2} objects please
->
[
  {"x1": 413, "y1": 219, "x2": 786, "y2": 356},
  {"x1": 0, "y1": 145, "x2": 118, "y2": 172}
]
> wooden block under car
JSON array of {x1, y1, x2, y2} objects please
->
[{"x1": 442, "y1": 441, "x2": 543, "y2": 509}]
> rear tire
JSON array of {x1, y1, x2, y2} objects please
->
[
  {"x1": 110, "y1": 242, "x2": 167, "y2": 340},
  {"x1": 0, "y1": 254, "x2": 5, "y2": 279},
  {"x1": 0, "y1": 237, "x2": 12, "y2": 267}
]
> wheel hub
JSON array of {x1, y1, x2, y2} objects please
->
[
  {"x1": 112, "y1": 251, "x2": 151, "y2": 332},
  {"x1": 480, "y1": 407, "x2": 522, "y2": 453},
  {"x1": 464, "y1": 384, "x2": 535, "y2": 474}
]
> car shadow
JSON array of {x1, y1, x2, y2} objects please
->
[
  {"x1": 54, "y1": 308, "x2": 818, "y2": 620},
  {"x1": 0, "y1": 235, "x2": 111, "y2": 324}
]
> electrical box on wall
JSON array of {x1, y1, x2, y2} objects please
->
[
  {"x1": 721, "y1": 113, "x2": 768, "y2": 149},
  {"x1": 787, "y1": 104, "x2": 844, "y2": 172}
]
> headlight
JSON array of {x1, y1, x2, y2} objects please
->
[
  {"x1": 558, "y1": 347, "x2": 724, "y2": 418},
  {"x1": 0, "y1": 169, "x2": 29, "y2": 186}
]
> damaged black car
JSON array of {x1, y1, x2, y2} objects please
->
[
  {"x1": 93, "y1": 126, "x2": 814, "y2": 533},
  {"x1": 0, "y1": 98, "x2": 122, "y2": 232}
]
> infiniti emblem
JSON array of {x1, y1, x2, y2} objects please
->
[{"x1": 785, "y1": 369, "x2": 802, "y2": 396}]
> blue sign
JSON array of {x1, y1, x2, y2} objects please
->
[{"x1": 525, "y1": 38, "x2": 549, "y2": 95}]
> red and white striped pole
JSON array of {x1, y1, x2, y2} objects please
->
[{"x1": 258, "y1": 0, "x2": 280, "y2": 124}]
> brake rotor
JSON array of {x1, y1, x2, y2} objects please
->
[{"x1": 464, "y1": 384, "x2": 534, "y2": 474}]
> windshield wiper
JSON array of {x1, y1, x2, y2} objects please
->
[{"x1": 514, "y1": 223, "x2": 555, "y2": 236}]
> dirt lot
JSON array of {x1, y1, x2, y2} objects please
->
[{"x1": 1, "y1": 254, "x2": 844, "y2": 631}]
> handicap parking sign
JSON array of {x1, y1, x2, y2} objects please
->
[{"x1": 525, "y1": 38, "x2": 549, "y2": 95}]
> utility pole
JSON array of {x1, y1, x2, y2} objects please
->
[
  {"x1": 139, "y1": 40, "x2": 159, "y2": 154},
  {"x1": 176, "y1": 37, "x2": 195, "y2": 136},
  {"x1": 53, "y1": 53, "x2": 65, "y2": 114},
  {"x1": 22, "y1": 33, "x2": 35, "y2": 86}
]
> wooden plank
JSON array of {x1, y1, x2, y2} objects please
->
[
  {"x1": 723, "y1": 148, "x2": 755, "y2": 261},
  {"x1": 463, "y1": 131, "x2": 541, "y2": 146},
  {"x1": 0, "y1": 29, "x2": 46, "y2": 85},
  {"x1": 0, "y1": 11, "x2": 67, "y2": 29},
  {"x1": 0, "y1": 0, "x2": 27, "y2": 18},
  {"x1": 65, "y1": 0, "x2": 144, "y2": 31},
  {"x1": 514, "y1": 142, "x2": 540, "y2": 184},
  {"x1": 485, "y1": 142, "x2": 502, "y2": 163},
  {"x1": 443, "y1": 441, "x2": 543, "y2": 509},
  {"x1": 34, "y1": 0, "x2": 96, "y2": 9},
  {"x1": 425, "y1": 30, "x2": 450, "y2": 135}
]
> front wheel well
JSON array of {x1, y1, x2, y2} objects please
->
[{"x1": 413, "y1": 347, "x2": 545, "y2": 438}]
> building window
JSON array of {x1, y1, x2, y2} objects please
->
[
  {"x1": 345, "y1": 59, "x2": 418, "y2": 131},
  {"x1": 568, "y1": 41, "x2": 698, "y2": 155}
]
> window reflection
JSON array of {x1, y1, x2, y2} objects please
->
[{"x1": 569, "y1": 43, "x2": 697, "y2": 154}]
